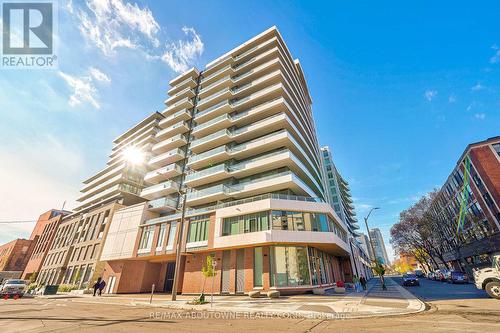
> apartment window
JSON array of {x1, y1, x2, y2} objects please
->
[
  {"x1": 139, "y1": 226, "x2": 155, "y2": 251},
  {"x1": 254, "y1": 247, "x2": 263, "y2": 287},
  {"x1": 187, "y1": 217, "x2": 209, "y2": 243},
  {"x1": 493, "y1": 143, "x2": 500, "y2": 156},
  {"x1": 90, "y1": 244, "x2": 98, "y2": 259},
  {"x1": 272, "y1": 211, "x2": 329, "y2": 232},
  {"x1": 156, "y1": 224, "x2": 167, "y2": 249},
  {"x1": 222, "y1": 211, "x2": 269, "y2": 236},
  {"x1": 166, "y1": 222, "x2": 177, "y2": 250},
  {"x1": 483, "y1": 193, "x2": 494, "y2": 207}
]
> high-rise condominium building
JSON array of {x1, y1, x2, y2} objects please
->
[
  {"x1": 370, "y1": 228, "x2": 390, "y2": 265},
  {"x1": 36, "y1": 113, "x2": 164, "y2": 287},
  {"x1": 100, "y1": 26, "x2": 354, "y2": 295},
  {"x1": 320, "y1": 146, "x2": 372, "y2": 278}
]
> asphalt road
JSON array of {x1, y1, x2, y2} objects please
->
[
  {"x1": 0, "y1": 278, "x2": 499, "y2": 333},
  {"x1": 392, "y1": 275, "x2": 489, "y2": 301}
]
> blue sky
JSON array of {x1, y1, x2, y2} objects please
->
[{"x1": 1, "y1": 1, "x2": 499, "y2": 260}]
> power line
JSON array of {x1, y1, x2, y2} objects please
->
[{"x1": 0, "y1": 220, "x2": 37, "y2": 224}]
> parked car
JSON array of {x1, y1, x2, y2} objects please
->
[
  {"x1": 415, "y1": 269, "x2": 425, "y2": 278},
  {"x1": 447, "y1": 271, "x2": 468, "y2": 284},
  {"x1": 0, "y1": 279, "x2": 27, "y2": 297},
  {"x1": 402, "y1": 273, "x2": 420, "y2": 286},
  {"x1": 435, "y1": 269, "x2": 448, "y2": 282},
  {"x1": 474, "y1": 254, "x2": 500, "y2": 299},
  {"x1": 427, "y1": 271, "x2": 435, "y2": 280}
]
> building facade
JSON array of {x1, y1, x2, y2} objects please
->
[
  {"x1": 22, "y1": 209, "x2": 70, "y2": 280},
  {"x1": 427, "y1": 136, "x2": 500, "y2": 273},
  {"x1": 0, "y1": 239, "x2": 35, "y2": 272},
  {"x1": 36, "y1": 113, "x2": 163, "y2": 287},
  {"x1": 320, "y1": 146, "x2": 372, "y2": 279},
  {"x1": 369, "y1": 228, "x2": 390, "y2": 265},
  {"x1": 100, "y1": 26, "x2": 355, "y2": 295}
]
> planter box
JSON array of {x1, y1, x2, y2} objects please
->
[
  {"x1": 334, "y1": 287, "x2": 346, "y2": 293},
  {"x1": 248, "y1": 291, "x2": 261, "y2": 298},
  {"x1": 312, "y1": 288, "x2": 326, "y2": 295}
]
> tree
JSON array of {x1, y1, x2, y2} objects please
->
[{"x1": 199, "y1": 254, "x2": 217, "y2": 303}]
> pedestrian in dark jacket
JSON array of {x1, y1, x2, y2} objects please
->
[
  {"x1": 360, "y1": 275, "x2": 367, "y2": 290},
  {"x1": 93, "y1": 277, "x2": 102, "y2": 297},
  {"x1": 98, "y1": 279, "x2": 106, "y2": 296}
]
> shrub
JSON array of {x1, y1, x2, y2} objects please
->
[
  {"x1": 57, "y1": 284, "x2": 79, "y2": 292},
  {"x1": 27, "y1": 282, "x2": 39, "y2": 291}
]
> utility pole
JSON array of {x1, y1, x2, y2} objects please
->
[
  {"x1": 171, "y1": 193, "x2": 187, "y2": 301},
  {"x1": 364, "y1": 207, "x2": 386, "y2": 290}
]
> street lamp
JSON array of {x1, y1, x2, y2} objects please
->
[{"x1": 363, "y1": 207, "x2": 386, "y2": 289}]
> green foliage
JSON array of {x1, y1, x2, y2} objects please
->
[
  {"x1": 29, "y1": 272, "x2": 39, "y2": 284},
  {"x1": 201, "y1": 255, "x2": 216, "y2": 278},
  {"x1": 27, "y1": 282, "x2": 39, "y2": 291},
  {"x1": 373, "y1": 260, "x2": 386, "y2": 277},
  {"x1": 57, "y1": 284, "x2": 79, "y2": 292}
]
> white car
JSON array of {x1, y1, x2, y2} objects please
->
[{"x1": 0, "y1": 279, "x2": 27, "y2": 297}]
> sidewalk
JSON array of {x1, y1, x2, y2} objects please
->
[
  {"x1": 37, "y1": 277, "x2": 425, "y2": 319},
  {"x1": 137, "y1": 277, "x2": 425, "y2": 319}
]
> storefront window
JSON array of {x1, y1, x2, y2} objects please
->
[
  {"x1": 270, "y1": 246, "x2": 310, "y2": 287},
  {"x1": 254, "y1": 247, "x2": 263, "y2": 287}
]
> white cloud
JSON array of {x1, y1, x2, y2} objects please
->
[
  {"x1": 89, "y1": 67, "x2": 111, "y2": 83},
  {"x1": 471, "y1": 82, "x2": 484, "y2": 91},
  {"x1": 424, "y1": 89, "x2": 437, "y2": 102},
  {"x1": 162, "y1": 27, "x2": 204, "y2": 73},
  {"x1": 474, "y1": 113, "x2": 486, "y2": 120},
  {"x1": 490, "y1": 44, "x2": 500, "y2": 64},
  {"x1": 77, "y1": 0, "x2": 160, "y2": 56},
  {"x1": 448, "y1": 95, "x2": 456, "y2": 103},
  {"x1": 58, "y1": 67, "x2": 110, "y2": 109}
]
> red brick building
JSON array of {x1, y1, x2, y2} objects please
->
[
  {"x1": 22, "y1": 209, "x2": 70, "y2": 280},
  {"x1": 428, "y1": 136, "x2": 500, "y2": 273},
  {"x1": 0, "y1": 239, "x2": 35, "y2": 272}
]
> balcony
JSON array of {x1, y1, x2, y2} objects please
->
[
  {"x1": 148, "y1": 148, "x2": 185, "y2": 167},
  {"x1": 197, "y1": 87, "x2": 232, "y2": 110},
  {"x1": 192, "y1": 113, "x2": 233, "y2": 138},
  {"x1": 148, "y1": 196, "x2": 178, "y2": 213},
  {"x1": 198, "y1": 75, "x2": 232, "y2": 99},
  {"x1": 184, "y1": 164, "x2": 229, "y2": 187},
  {"x1": 194, "y1": 99, "x2": 233, "y2": 123},
  {"x1": 144, "y1": 163, "x2": 182, "y2": 184},
  {"x1": 159, "y1": 109, "x2": 191, "y2": 128},
  {"x1": 200, "y1": 65, "x2": 233, "y2": 86},
  {"x1": 140, "y1": 180, "x2": 180, "y2": 200},
  {"x1": 155, "y1": 121, "x2": 189, "y2": 140},
  {"x1": 187, "y1": 145, "x2": 229, "y2": 170},
  {"x1": 168, "y1": 76, "x2": 197, "y2": 96},
  {"x1": 152, "y1": 134, "x2": 188, "y2": 154},
  {"x1": 190, "y1": 129, "x2": 232, "y2": 153},
  {"x1": 163, "y1": 97, "x2": 193, "y2": 117},
  {"x1": 186, "y1": 184, "x2": 230, "y2": 206},
  {"x1": 165, "y1": 87, "x2": 195, "y2": 106}
]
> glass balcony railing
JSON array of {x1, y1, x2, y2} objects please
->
[
  {"x1": 185, "y1": 164, "x2": 228, "y2": 182},
  {"x1": 188, "y1": 146, "x2": 227, "y2": 164},
  {"x1": 199, "y1": 75, "x2": 231, "y2": 93},
  {"x1": 190, "y1": 129, "x2": 230, "y2": 148},
  {"x1": 228, "y1": 170, "x2": 292, "y2": 192},
  {"x1": 186, "y1": 184, "x2": 229, "y2": 200},
  {"x1": 148, "y1": 197, "x2": 178, "y2": 210},
  {"x1": 193, "y1": 114, "x2": 231, "y2": 133},
  {"x1": 149, "y1": 148, "x2": 184, "y2": 165},
  {"x1": 234, "y1": 45, "x2": 258, "y2": 61},
  {"x1": 227, "y1": 149, "x2": 289, "y2": 172},
  {"x1": 195, "y1": 100, "x2": 230, "y2": 119},
  {"x1": 142, "y1": 181, "x2": 179, "y2": 198},
  {"x1": 201, "y1": 65, "x2": 232, "y2": 83},
  {"x1": 197, "y1": 87, "x2": 230, "y2": 106}
]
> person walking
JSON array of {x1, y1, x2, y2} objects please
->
[
  {"x1": 353, "y1": 275, "x2": 360, "y2": 292},
  {"x1": 93, "y1": 277, "x2": 102, "y2": 297},
  {"x1": 360, "y1": 275, "x2": 367, "y2": 291},
  {"x1": 98, "y1": 279, "x2": 106, "y2": 296}
]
